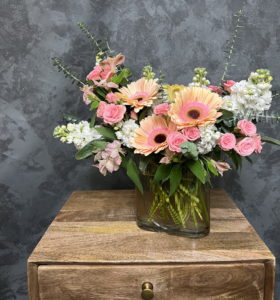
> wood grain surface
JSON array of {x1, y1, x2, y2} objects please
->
[
  {"x1": 28, "y1": 189, "x2": 275, "y2": 299},
  {"x1": 38, "y1": 263, "x2": 265, "y2": 300}
]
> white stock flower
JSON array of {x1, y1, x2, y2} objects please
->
[
  {"x1": 116, "y1": 119, "x2": 139, "y2": 148},
  {"x1": 54, "y1": 121, "x2": 102, "y2": 150},
  {"x1": 222, "y1": 79, "x2": 272, "y2": 117},
  {"x1": 196, "y1": 125, "x2": 221, "y2": 154}
]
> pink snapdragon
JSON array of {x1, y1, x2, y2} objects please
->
[
  {"x1": 182, "y1": 127, "x2": 200, "y2": 141},
  {"x1": 218, "y1": 133, "x2": 236, "y2": 151},
  {"x1": 106, "y1": 92, "x2": 119, "y2": 104},
  {"x1": 153, "y1": 103, "x2": 170, "y2": 115},
  {"x1": 94, "y1": 141, "x2": 124, "y2": 176},
  {"x1": 237, "y1": 120, "x2": 257, "y2": 136},
  {"x1": 102, "y1": 104, "x2": 126, "y2": 124},
  {"x1": 234, "y1": 137, "x2": 256, "y2": 156},
  {"x1": 167, "y1": 132, "x2": 188, "y2": 153},
  {"x1": 223, "y1": 80, "x2": 235, "y2": 92}
]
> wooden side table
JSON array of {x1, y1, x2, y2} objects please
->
[{"x1": 28, "y1": 190, "x2": 275, "y2": 299}]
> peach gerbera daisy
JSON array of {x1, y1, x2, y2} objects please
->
[
  {"x1": 168, "y1": 87, "x2": 223, "y2": 128},
  {"x1": 116, "y1": 78, "x2": 160, "y2": 112},
  {"x1": 132, "y1": 115, "x2": 177, "y2": 156}
]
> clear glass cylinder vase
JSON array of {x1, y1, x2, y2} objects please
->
[{"x1": 136, "y1": 173, "x2": 210, "y2": 238}]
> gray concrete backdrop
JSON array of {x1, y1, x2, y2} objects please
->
[{"x1": 1, "y1": 0, "x2": 280, "y2": 298}]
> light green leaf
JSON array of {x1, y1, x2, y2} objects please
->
[
  {"x1": 261, "y1": 135, "x2": 280, "y2": 146},
  {"x1": 180, "y1": 141, "x2": 198, "y2": 160},
  {"x1": 205, "y1": 159, "x2": 219, "y2": 176},
  {"x1": 169, "y1": 164, "x2": 182, "y2": 196},
  {"x1": 75, "y1": 140, "x2": 107, "y2": 160},
  {"x1": 127, "y1": 159, "x2": 143, "y2": 194},
  {"x1": 187, "y1": 159, "x2": 207, "y2": 184},
  {"x1": 153, "y1": 164, "x2": 172, "y2": 183},
  {"x1": 95, "y1": 126, "x2": 116, "y2": 140},
  {"x1": 111, "y1": 68, "x2": 132, "y2": 85}
]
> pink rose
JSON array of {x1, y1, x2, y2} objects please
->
[
  {"x1": 103, "y1": 104, "x2": 126, "y2": 124},
  {"x1": 87, "y1": 65, "x2": 102, "y2": 81},
  {"x1": 153, "y1": 103, "x2": 170, "y2": 115},
  {"x1": 223, "y1": 80, "x2": 235, "y2": 92},
  {"x1": 106, "y1": 92, "x2": 119, "y2": 104},
  {"x1": 182, "y1": 127, "x2": 200, "y2": 141},
  {"x1": 252, "y1": 135, "x2": 263, "y2": 153},
  {"x1": 167, "y1": 132, "x2": 188, "y2": 153},
  {"x1": 234, "y1": 137, "x2": 256, "y2": 156},
  {"x1": 218, "y1": 133, "x2": 236, "y2": 151},
  {"x1": 237, "y1": 120, "x2": 257, "y2": 136},
  {"x1": 208, "y1": 85, "x2": 223, "y2": 95},
  {"x1": 97, "y1": 101, "x2": 106, "y2": 118}
]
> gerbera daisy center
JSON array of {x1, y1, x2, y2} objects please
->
[
  {"x1": 187, "y1": 109, "x2": 201, "y2": 119},
  {"x1": 154, "y1": 133, "x2": 167, "y2": 143}
]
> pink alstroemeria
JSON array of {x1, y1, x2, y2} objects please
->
[
  {"x1": 94, "y1": 141, "x2": 125, "y2": 176},
  {"x1": 211, "y1": 160, "x2": 231, "y2": 176}
]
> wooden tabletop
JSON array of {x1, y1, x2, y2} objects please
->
[{"x1": 29, "y1": 189, "x2": 274, "y2": 265}]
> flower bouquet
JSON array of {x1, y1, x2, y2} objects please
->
[{"x1": 53, "y1": 21, "x2": 280, "y2": 238}]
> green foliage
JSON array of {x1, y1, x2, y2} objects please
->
[
  {"x1": 153, "y1": 164, "x2": 172, "y2": 183},
  {"x1": 77, "y1": 22, "x2": 110, "y2": 61},
  {"x1": 126, "y1": 159, "x2": 143, "y2": 193},
  {"x1": 111, "y1": 68, "x2": 132, "y2": 85},
  {"x1": 261, "y1": 135, "x2": 280, "y2": 146},
  {"x1": 63, "y1": 113, "x2": 80, "y2": 124},
  {"x1": 180, "y1": 141, "x2": 198, "y2": 160},
  {"x1": 95, "y1": 126, "x2": 116, "y2": 140},
  {"x1": 75, "y1": 140, "x2": 107, "y2": 160},
  {"x1": 90, "y1": 111, "x2": 96, "y2": 128},
  {"x1": 221, "y1": 9, "x2": 245, "y2": 82},
  {"x1": 169, "y1": 165, "x2": 182, "y2": 196},
  {"x1": 187, "y1": 159, "x2": 207, "y2": 184},
  {"x1": 225, "y1": 150, "x2": 242, "y2": 169},
  {"x1": 52, "y1": 57, "x2": 84, "y2": 86}
]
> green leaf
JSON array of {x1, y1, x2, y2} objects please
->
[
  {"x1": 261, "y1": 135, "x2": 280, "y2": 146},
  {"x1": 90, "y1": 99, "x2": 99, "y2": 110},
  {"x1": 169, "y1": 164, "x2": 182, "y2": 196},
  {"x1": 63, "y1": 113, "x2": 80, "y2": 124},
  {"x1": 138, "y1": 159, "x2": 150, "y2": 174},
  {"x1": 90, "y1": 111, "x2": 96, "y2": 128},
  {"x1": 187, "y1": 159, "x2": 207, "y2": 184},
  {"x1": 111, "y1": 68, "x2": 132, "y2": 85},
  {"x1": 126, "y1": 159, "x2": 143, "y2": 193},
  {"x1": 75, "y1": 140, "x2": 107, "y2": 160},
  {"x1": 180, "y1": 141, "x2": 198, "y2": 160},
  {"x1": 219, "y1": 109, "x2": 234, "y2": 120},
  {"x1": 95, "y1": 126, "x2": 116, "y2": 140},
  {"x1": 153, "y1": 164, "x2": 172, "y2": 183},
  {"x1": 205, "y1": 159, "x2": 219, "y2": 176}
]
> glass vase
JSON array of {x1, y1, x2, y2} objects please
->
[{"x1": 136, "y1": 173, "x2": 210, "y2": 238}]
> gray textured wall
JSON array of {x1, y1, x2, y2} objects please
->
[{"x1": 1, "y1": 0, "x2": 280, "y2": 299}]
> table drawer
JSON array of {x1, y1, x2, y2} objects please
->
[{"x1": 38, "y1": 263, "x2": 265, "y2": 299}]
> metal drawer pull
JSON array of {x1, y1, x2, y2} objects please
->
[{"x1": 141, "y1": 282, "x2": 154, "y2": 300}]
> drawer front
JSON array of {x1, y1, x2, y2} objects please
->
[{"x1": 38, "y1": 263, "x2": 264, "y2": 300}]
